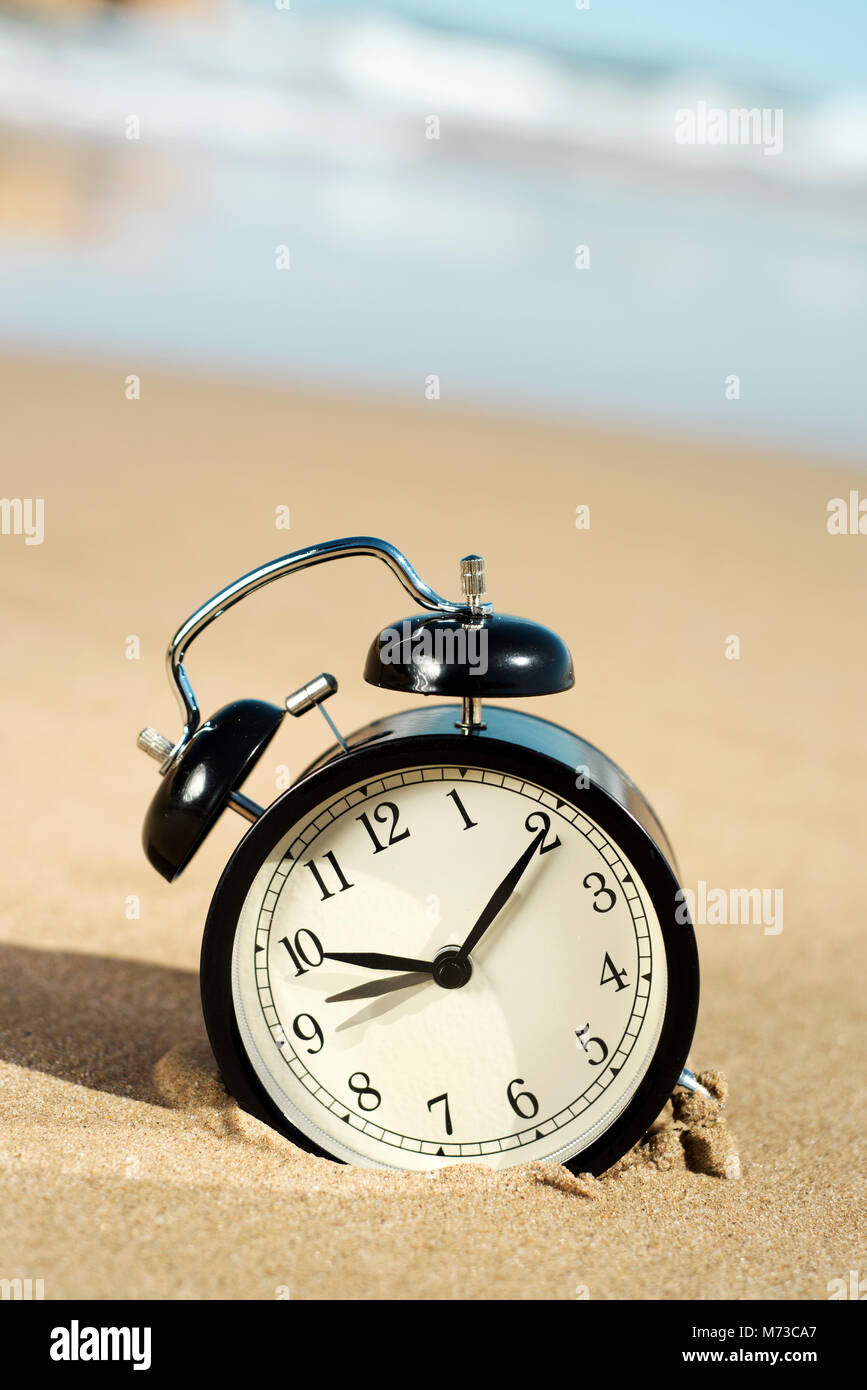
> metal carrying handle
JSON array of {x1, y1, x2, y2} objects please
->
[{"x1": 162, "y1": 536, "x2": 483, "y2": 771}]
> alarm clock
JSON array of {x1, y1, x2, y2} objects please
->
[{"x1": 137, "y1": 537, "x2": 699, "y2": 1176}]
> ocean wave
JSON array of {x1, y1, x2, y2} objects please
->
[{"x1": 0, "y1": 4, "x2": 864, "y2": 192}]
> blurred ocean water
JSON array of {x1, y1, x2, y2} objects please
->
[{"x1": 0, "y1": 0, "x2": 865, "y2": 459}]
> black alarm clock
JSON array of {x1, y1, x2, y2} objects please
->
[{"x1": 137, "y1": 537, "x2": 699, "y2": 1176}]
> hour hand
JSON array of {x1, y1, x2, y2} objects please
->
[{"x1": 322, "y1": 950, "x2": 434, "y2": 973}]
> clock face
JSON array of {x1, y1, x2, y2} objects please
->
[{"x1": 229, "y1": 762, "x2": 669, "y2": 1171}]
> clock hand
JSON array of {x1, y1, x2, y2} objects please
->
[
  {"x1": 456, "y1": 828, "x2": 547, "y2": 960},
  {"x1": 326, "y1": 972, "x2": 430, "y2": 1004},
  {"x1": 322, "y1": 950, "x2": 434, "y2": 973}
]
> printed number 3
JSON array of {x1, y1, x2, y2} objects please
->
[{"x1": 583, "y1": 871, "x2": 616, "y2": 913}]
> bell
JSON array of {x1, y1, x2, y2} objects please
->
[
  {"x1": 140, "y1": 699, "x2": 284, "y2": 882},
  {"x1": 363, "y1": 554, "x2": 574, "y2": 708}
]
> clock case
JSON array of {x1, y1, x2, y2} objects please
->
[{"x1": 200, "y1": 703, "x2": 699, "y2": 1177}]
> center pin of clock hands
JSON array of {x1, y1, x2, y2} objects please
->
[{"x1": 324, "y1": 826, "x2": 548, "y2": 1003}]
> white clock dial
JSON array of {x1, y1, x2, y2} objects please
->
[{"x1": 231, "y1": 765, "x2": 668, "y2": 1171}]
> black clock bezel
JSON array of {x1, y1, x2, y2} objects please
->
[{"x1": 200, "y1": 717, "x2": 699, "y2": 1177}]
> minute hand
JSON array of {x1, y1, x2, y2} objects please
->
[{"x1": 457, "y1": 829, "x2": 546, "y2": 960}]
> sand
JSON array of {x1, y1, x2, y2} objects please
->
[{"x1": 1, "y1": 353, "x2": 865, "y2": 1300}]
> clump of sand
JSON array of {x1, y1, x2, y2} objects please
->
[
  {"x1": 153, "y1": 1043, "x2": 738, "y2": 1188},
  {"x1": 620, "y1": 1069, "x2": 740, "y2": 1180}
]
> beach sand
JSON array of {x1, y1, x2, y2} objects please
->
[{"x1": 1, "y1": 353, "x2": 865, "y2": 1299}]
